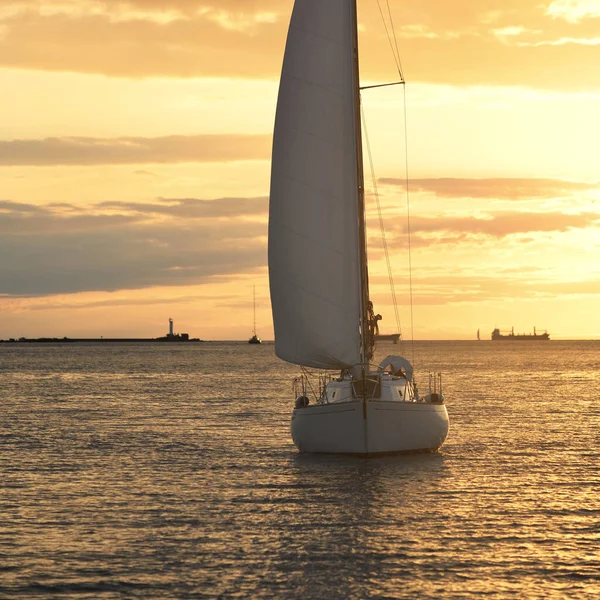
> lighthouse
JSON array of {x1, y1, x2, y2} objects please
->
[{"x1": 158, "y1": 317, "x2": 190, "y2": 341}]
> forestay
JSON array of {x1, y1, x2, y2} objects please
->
[{"x1": 268, "y1": 0, "x2": 362, "y2": 370}]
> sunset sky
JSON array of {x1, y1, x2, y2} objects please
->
[{"x1": 1, "y1": 0, "x2": 599, "y2": 341}]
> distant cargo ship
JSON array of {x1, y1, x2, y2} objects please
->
[{"x1": 491, "y1": 327, "x2": 550, "y2": 341}]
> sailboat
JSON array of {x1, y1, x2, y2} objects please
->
[
  {"x1": 268, "y1": 0, "x2": 449, "y2": 454},
  {"x1": 248, "y1": 286, "x2": 262, "y2": 344}
]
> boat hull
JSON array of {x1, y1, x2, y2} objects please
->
[{"x1": 290, "y1": 400, "x2": 449, "y2": 455}]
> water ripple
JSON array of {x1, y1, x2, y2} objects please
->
[{"x1": 1, "y1": 341, "x2": 599, "y2": 599}]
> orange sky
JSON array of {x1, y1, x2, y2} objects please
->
[{"x1": 0, "y1": 0, "x2": 599, "y2": 341}]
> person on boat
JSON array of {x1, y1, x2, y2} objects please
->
[
  {"x1": 367, "y1": 301, "x2": 382, "y2": 336},
  {"x1": 365, "y1": 301, "x2": 382, "y2": 361}
]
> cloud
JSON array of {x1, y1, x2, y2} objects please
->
[
  {"x1": 372, "y1": 270, "x2": 600, "y2": 307},
  {"x1": 1, "y1": 192, "x2": 597, "y2": 298},
  {"x1": 379, "y1": 177, "x2": 599, "y2": 199},
  {"x1": 25, "y1": 292, "x2": 211, "y2": 312},
  {"x1": 0, "y1": 197, "x2": 268, "y2": 235},
  {"x1": 0, "y1": 1, "x2": 600, "y2": 89},
  {"x1": 546, "y1": 0, "x2": 600, "y2": 23},
  {"x1": 372, "y1": 212, "x2": 600, "y2": 249},
  {"x1": 0, "y1": 134, "x2": 271, "y2": 166},
  {"x1": 0, "y1": 196, "x2": 267, "y2": 296},
  {"x1": 0, "y1": 6, "x2": 288, "y2": 78},
  {"x1": 406, "y1": 211, "x2": 600, "y2": 238},
  {"x1": 518, "y1": 36, "x2": 600, "y2": 46},
  {"x1": 0, "y1": 199, "x2": 46, "y2": 212},
  {"x1": 97, "y1": 196, "x2": 268, "y2": 219},
  {"x1": 366, "y1": 206, "x2": 600, "y2": 254}
]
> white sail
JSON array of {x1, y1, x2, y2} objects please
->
[{"x1": 268, "y1": 0, "x2": 361, "y2": 370}]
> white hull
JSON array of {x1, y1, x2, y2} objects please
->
[{"x1": 291, "y1": 400, "x2": 449, "y2": 455}]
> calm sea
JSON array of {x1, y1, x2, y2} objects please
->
[{"x1": 1, "y1": 340, "x2": 599, "y2": 599}]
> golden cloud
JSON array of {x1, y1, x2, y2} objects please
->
[
  {"x1": 379, "y1": 177, "x2": 599, "y2": 199},
  {"x1": 0, "y1": 0, "x2": 600, "y2": 89},
  {"x1": 0, "y1": 134, "x2": 271, "y2": 165}
]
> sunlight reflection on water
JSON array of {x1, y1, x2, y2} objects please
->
[{"x1": 1, "y1": 341, "x2": 599, "y2": 599}]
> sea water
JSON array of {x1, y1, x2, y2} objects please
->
[{"x1": 1, "y1": 340, "x2": 599, "y2": 599}]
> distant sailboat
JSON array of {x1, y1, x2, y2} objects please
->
[
  {"x1": 477, "y1": 329, "x2": 480, "y2": 341},
  {"x1": 248, "y1": 286, "x2": 261, "y2": 344},
  {"x1": 268, "y1": 0, "x2": 449, "y2": 454}
]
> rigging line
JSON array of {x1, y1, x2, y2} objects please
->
[
  {"x1": 360, "y1": 97, "x2": 404, "y2": 350},
  {"x1": 402, "y1": 83, "x2": 415, "y2": 368},
  {"x1": 385, "y1": 0, "x2": 405, "y2": 81},
  {"x1": 376, "y1": 0, "x2": 403, "y2": 81}
]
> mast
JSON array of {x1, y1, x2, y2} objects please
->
[
  {"x1": 351, "y1": 0, "x2": 371, "y2": 368},
  {"x1": 253, "y1": 286, "x2": 256, "y2": 336}
]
